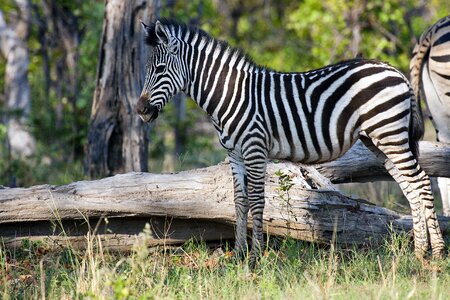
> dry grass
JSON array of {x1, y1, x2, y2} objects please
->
[{"x1": 1, "y1": 223, "x2": 449, "y2": 300}]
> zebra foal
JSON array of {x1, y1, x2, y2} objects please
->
[
  {"x1": 136, "y1": 19, "x2": 445, "y2": 266},
  {"x1": 410, "y1": 15, "x2": 450, "y2": 217}
]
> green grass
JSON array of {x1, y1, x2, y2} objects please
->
[{"x1": 1, "y1": 228, "x2": 449, "y2": 300}]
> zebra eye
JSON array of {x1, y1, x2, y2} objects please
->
[{"x1": 155, "y1": 65, "x2": 165, "y2": 74}]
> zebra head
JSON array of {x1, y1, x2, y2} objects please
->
[{"x1": 137, "y1": 20, "x2": 188, "y2": 123}]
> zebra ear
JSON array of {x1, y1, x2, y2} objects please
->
[
  {"x1": 141, "y1": 21, "x2": 159, "y2": 46},
  {"x1": 155, "y1": 20, "x2": 170, "y2": 46}
]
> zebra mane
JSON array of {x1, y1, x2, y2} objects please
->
[{"x1": 144, "y1": 18, "x2": 269, "y2": 71}]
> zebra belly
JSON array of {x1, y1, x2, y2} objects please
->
[{"x1": 267, "y1": 133, "x2": 356, "y2": 164}]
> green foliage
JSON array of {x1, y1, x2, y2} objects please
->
[
  {"x1": 27, "y1": 0, "x2": 103, "y2": 152},
  {"x1": 288, "y1": 0, "x2": 349, "y2": 68},
  {"x1": 275, "y1": 170, "x2": 298, "y2": 234},
  {"x1": 275, "y1": 170, "x2": 294, "y2": 192},
  {"x1": 287, "y1": 0, "x2": 423, "y2": 71}
]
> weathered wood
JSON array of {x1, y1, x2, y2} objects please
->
[
  {"x1": 315, "y1": 140, "x2": 450, "y2": 183},
  {"x1": 1, "y1": 162, "x2": 449, "y2": 250}
]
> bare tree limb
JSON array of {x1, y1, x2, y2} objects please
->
[{"x1": 315, "y1": 141, "x2": 450, "y2": 183}]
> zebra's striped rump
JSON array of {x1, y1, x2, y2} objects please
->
[
  {"x1": 410, "y1": 16, "x2": 450, "y2": 220},
  {"x1": 410, "y1": 15, "x2": 450, "y2": 142}
]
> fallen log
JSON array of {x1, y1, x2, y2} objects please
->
[
  {"x1": 315, "y1": 141, "x2": 450, "y2": 183},
  {"x1": 1, "y1": 161, "x2": 449, "y2": 250}
]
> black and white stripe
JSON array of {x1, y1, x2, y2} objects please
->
[
  {"x1": 138, "y1": 20, "x2": 445, "y2": 264},
  {"x1": 410, "y1": 15, "x2": 450, "y2": 217}
]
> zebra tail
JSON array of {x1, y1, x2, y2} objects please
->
[
  {"x1": 409, "y1": 27, "x2": 433, "y2": 106},
  {"x1": 408, "y1": 25, "x2": 434, "y2": 159},
  {"x1": 409, "y1": 88, "x2": 424, "y2": 159}
]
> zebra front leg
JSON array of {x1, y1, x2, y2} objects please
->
[
  {"x1": 228, "y1": 152, "x2": 249, "y2": 260},
  {"x1": 244, "y1": 152, "x2": 268, "y2": 269}
]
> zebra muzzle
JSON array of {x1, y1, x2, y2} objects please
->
[{"x1": 136, "y1": 96, "x2": 159, "y2": 123}]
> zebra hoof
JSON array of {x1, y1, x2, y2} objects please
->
[
  {"x1": 414, "y1": 248, "x2": 429, "y2": 261},
  {"x1": 249, "y1": 256, "x2": 258, "y2": 270},
  {"x1": 232, "y1": 248, "x2": 247, "y2": 262},
  {"x1": 431, "y1": 247, "x2": 446, "y2": 260}
]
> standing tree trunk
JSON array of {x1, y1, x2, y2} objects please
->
[
  {"x1": 0, "y1": 1, "x2": 36, "y2": 159},
  {"x1": 345, "y1": 0, "x2": 365, "y2": 57},
  {"x1": 86, "y1": 0, "x2": 160, "y2": 178}
]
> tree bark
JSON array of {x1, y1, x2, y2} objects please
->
[
  {"x1": 1, "y1": 155, "x2": 449, "y2": 250},
  {"x1": 0, "y1": 2, "x2": 36, "y2": 158},
  {"x1": 86, "y1": 0, "x2": 160, "y2": 178}
]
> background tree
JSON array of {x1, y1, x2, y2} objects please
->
[
  {"x1": 86, "y1": 0, "x2": 160, "y2": 178},
  {"x1": 0, "y1": 0, "x2": 36, "y2": 163},
  {"x1": 39, "y1": 0, "x2": 82, "y2": 160},
  {"x1": 1, "y1": 0, "x2": 103, "y2": 186}
]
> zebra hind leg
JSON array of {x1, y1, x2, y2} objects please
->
[{"x1": 361, "y1": 137, "x2": 445, "y2": 258}]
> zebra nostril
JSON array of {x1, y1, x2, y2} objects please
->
[{"x1": 141, "y1": 106, "x2": 149, "y2": 114}]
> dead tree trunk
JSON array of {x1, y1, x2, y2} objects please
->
[
  {"x1": 1, "y1": 150, "x2": 449, "y2": 250},
  {"x1": 0, "y1": 2, "x2": 36, "y2": 158},
  {"x1": 315, "y1": 140, "x2": 450, "y2": 183},
  {"x1": 86, "y1": 0, "x2": 160, "y2": 178}
]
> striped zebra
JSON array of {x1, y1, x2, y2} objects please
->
[
  {"x1": 410, "y1": 15, "x2": 450, "y2": 217},
  {"x1": 136, "y1": 19, "x2": 445, "y2": 265}
]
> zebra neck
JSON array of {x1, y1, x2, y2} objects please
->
[{"x1": 185, "y1": 47, "x2": 259, "y2": 126}]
